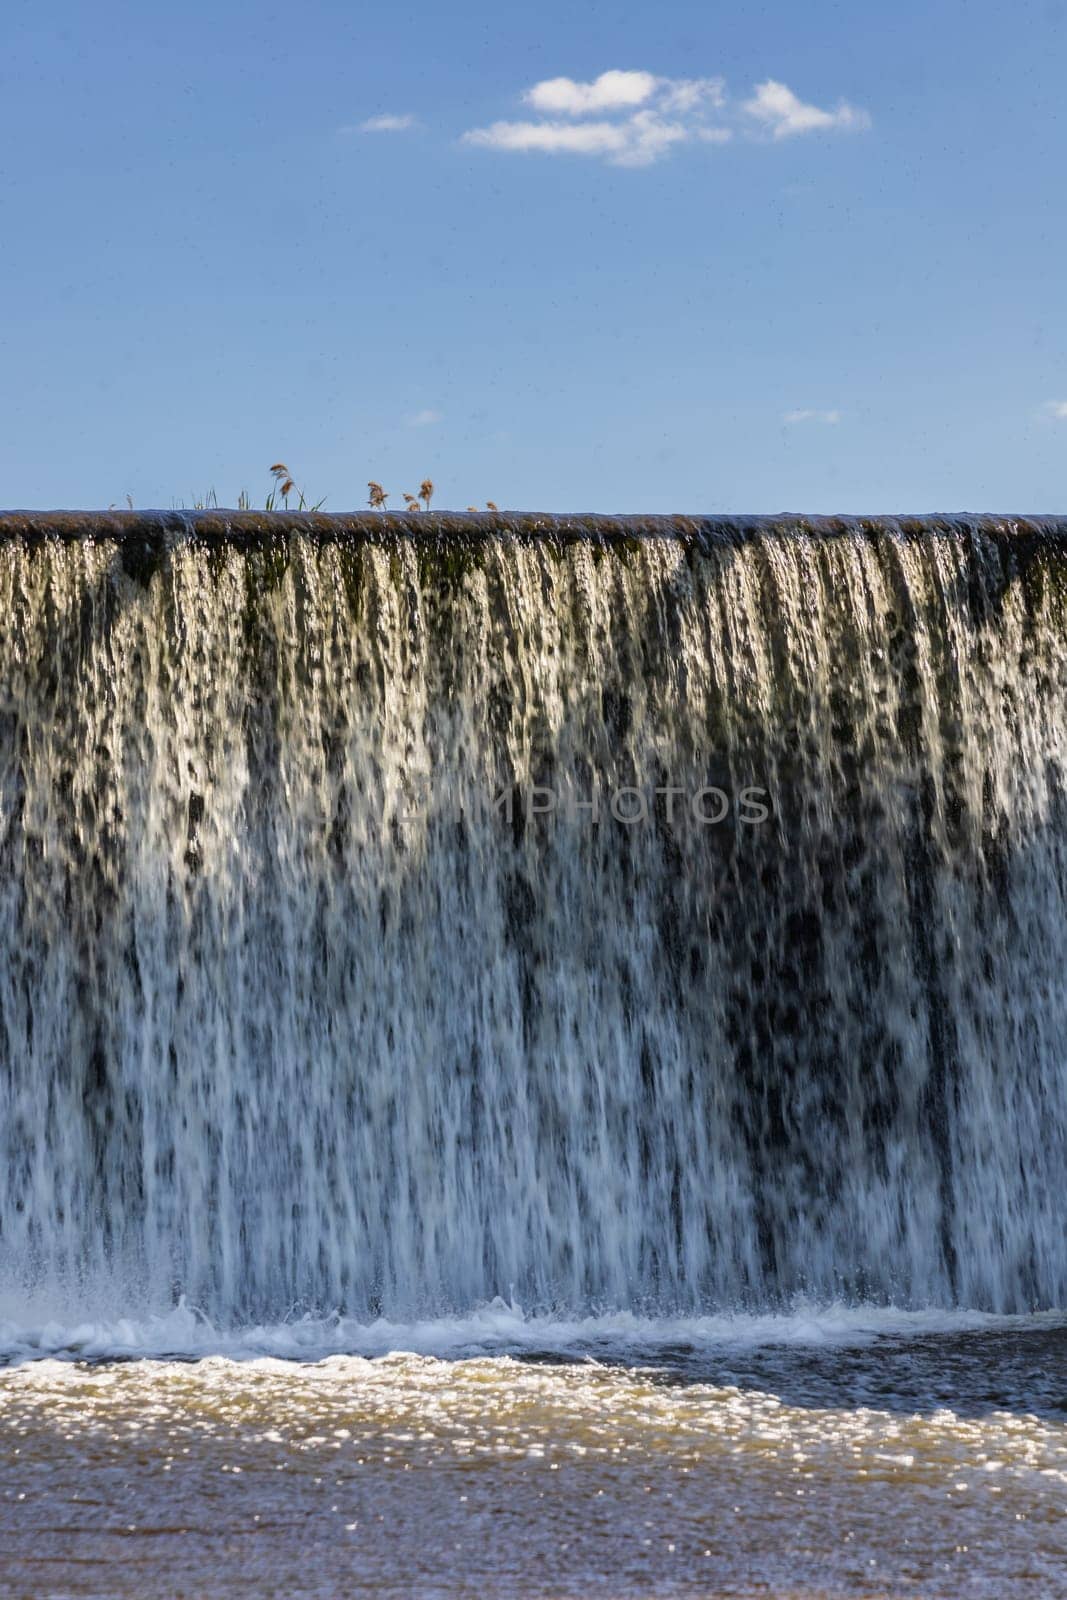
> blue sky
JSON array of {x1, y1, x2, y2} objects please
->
[{"x1": 1, "y1": 0, "x2": 1065, "y2": 512}]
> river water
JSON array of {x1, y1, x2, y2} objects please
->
[{"x1": 2, "y1": 1308, "x2": 1065, "y2": 1598}]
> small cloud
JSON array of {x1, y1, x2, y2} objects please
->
[
  {"x1": 784, "y1": 409, "x2": 842, "y2": 425},
  {"x1": 659, "y1": 77, "x2": 727, "y2": 114},
  {"x1": 358, "y1": 113, "x2": 418, "y2": 133},
  {"x1": 464, "y1": 70, "x2": 866, "y2": 167},
  {"x1": 743, "y1": 80, "x2": 870, "y2": 139},
  {"x1": 465, "y1": 70, "x2": 727, "y2": 167},
  {"x1": 465, "y1": 119, "x2": 632, "y2": 159},
  {"x1": 407, "y1": 409, "x2": 443, "y2": 427},
  {"x1": 1044, "y1": 400, "x2": 1067, "y2": 419},
  {"x1": 524, "y1": 70, "x2": 660, "y2": 116},
  {"x1": 618, "y1": 112, "x2": 691, "y2": 166},
  {"x1": 463, "y1": 113, "x2": 688, "y2": 167}
]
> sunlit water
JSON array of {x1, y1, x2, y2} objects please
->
[{"x1": 2, "y1": 1310, "x2": 1065, "y2": 1598}]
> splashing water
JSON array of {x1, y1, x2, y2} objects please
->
[{"x1": 1, "y1": 512, "x2": 1066, "y2": 1328}]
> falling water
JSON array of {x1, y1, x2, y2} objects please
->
[{"x1": 1, "y1": 511, "x2": 1065, "y2": 1324}]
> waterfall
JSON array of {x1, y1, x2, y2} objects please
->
[{"x1": 1, "y1": 511, "x2": 1065, "y2": 1321}]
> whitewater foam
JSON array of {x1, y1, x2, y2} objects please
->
[{"x1": 2, "y1": 1295, "x2": 1062, "y2": 1367}]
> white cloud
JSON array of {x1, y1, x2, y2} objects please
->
[
  {"x1": 464, "y1": 73, "x2": 726, "y2": 168},
  {"x1": 407, "y1": 408, "x2": 443, "y2": 427},
  {"x1": 1044, "y1": 400, "x2": 1067, "y2": 419},
  {"x1": 463, "y1": 112, "x2": 689, "y2": 168},
  {"x1": 784, "y1": 409, "x2": 842, "y2": 425},
  {"x1": 463, "y1": 69, "x2": 867, "y2": 167},
  {"x1": 520, "y1": 70, "x2": 726, "y2": 119},
  {"x1": 524, "y1": 70, "x2": 659, "y2": 116},
  {"x1": 358, "y1": 113, "x2": 417, "y2": 133},
  {"x1": 743, "y1": 80, "x2": 870, "y2": 139},
  {"x1": 465, "y1": 119, "x2": 634, "y2": 159},
  {"x1": 659, "y1": 77, "x2": 727, "y2": 114},
  {"x1": 618, "y1": 112, "x2": 691, "y2": 167}
]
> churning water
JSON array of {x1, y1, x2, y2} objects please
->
[{"x1": 1, "y1": 511, "x2": 1065, "y2": 1597}]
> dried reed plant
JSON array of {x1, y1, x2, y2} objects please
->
[{"x1": 267, "y1": 462, "x2": 326, "y2": 511}]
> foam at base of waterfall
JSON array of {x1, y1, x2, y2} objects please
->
[{"x1": 1, "y1": 1292, "x2": 1061, "y2": 1366}]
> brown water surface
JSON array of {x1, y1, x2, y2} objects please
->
[{"x1": 2, "y1": 1321, "x2": 1065, "y2": 1598}]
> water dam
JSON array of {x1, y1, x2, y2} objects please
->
[{"x1": 1, "y1": 510, "x2": 1065, "y2": 1328}]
